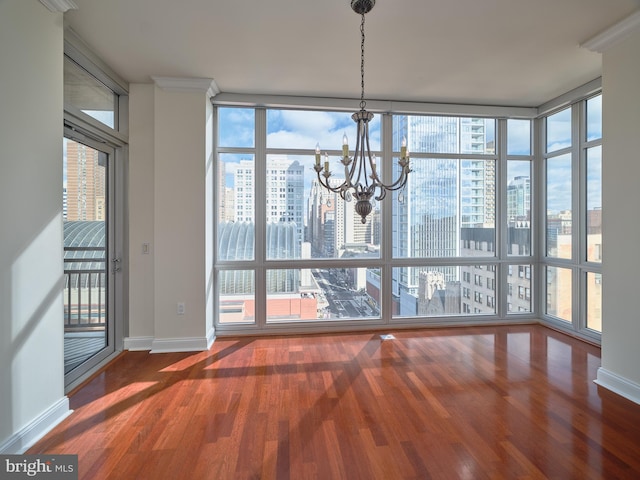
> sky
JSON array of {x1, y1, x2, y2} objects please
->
[
  {"x1": 218, "y1": 99, "x2": 602, "y2": 216},
  {"x1": 545, "y1": 98, "x2": 602, "y2": 213},
  {"x1": 218, "y1": 107, "x2": 381, "y2": 151}
]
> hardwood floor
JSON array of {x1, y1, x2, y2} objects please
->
[{"x1": 29, "y1": 325, "x2": 640, "y2": 479}]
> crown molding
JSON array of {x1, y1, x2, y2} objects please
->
[
  {"x1": 39, "y1": 0, "x2": 78, "y2": 13},
  {"x1": 581, "y1": 9, "x2": 640, "y2": 53},
  {"x1": 151, "y1": 76, "x2": 220, "y2": 98}
]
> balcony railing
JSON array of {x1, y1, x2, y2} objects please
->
[{"x1": 64, "y1": 246, "x2": 106, "y2": 331}]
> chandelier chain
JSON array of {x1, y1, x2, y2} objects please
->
[
  {"x1": 360, "y1": 13, "x2": 366, "y2": 110},
  {"x1": 314, "y1": 0, "x2": 410, "y2": 224}
]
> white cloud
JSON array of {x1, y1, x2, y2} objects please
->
[
  {"x1": 267, "y1": 110, "x2": 381, "y2": 151},
  {"x1": 507, "y1": 119, "x2": 531, "y2": 155}
]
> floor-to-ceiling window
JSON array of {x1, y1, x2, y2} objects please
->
[
  {"x1": 214, "y1": 102, "x2": 542, "y2": 334},
  {"x1": 213, "y1": 90, "x2": 601, "y2": 340},
  {"x1": 541, "y1": 93, "x2": 602, "y2": 341},
  {"x1": 505, "y1": 119, "x2": 534, "y2": 316}
]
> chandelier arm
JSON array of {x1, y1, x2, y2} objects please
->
[
  {"x1": 373, "y1": 168, "x2": 411, "y2": 192},
  {"x1": 362, "y1": 120, "x2": 381, "y2": 186},
  {"x1": 351, "y1": 122, "x2": 367, "y2": 189},
  {"x1": 315, "y1": 170, "x2": 347, "y2": 194},
  {"x1": 367, "y1": 118, "x2": 411, "y2": 191},
  {"x1": 346, "y1": 145, "x2": 360, "y2": 188},
  {"x1": 343, "y1": 163, "x2": 353, "y2": 189},
  {"x1": 374, "y1": 188, "x2": 388, "y2": 202}
]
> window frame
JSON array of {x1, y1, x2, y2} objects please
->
[
  {"x1": 212, "y1": 91, "x2": 597, "y2": 340},
  {"x1": 538, "y1": 88, "x2": 603, "y2": 342}
]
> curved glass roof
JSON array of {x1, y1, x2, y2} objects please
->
[
  {"x1": 63, "y1": 222, "x2": 106, "y2": 287},
  {"x1": 218, "y1": 221, "x2": 301, "y2": 261},
  {"x1": 64, "y1": 221, "x2": 105, "y2": 249},
  {"x1": 218, "y1": 221, "x2": 302, "y2": 294}
]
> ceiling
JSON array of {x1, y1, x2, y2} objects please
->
[{"x1": 64, "y1": 0, "x2": 640, "y2": 108}]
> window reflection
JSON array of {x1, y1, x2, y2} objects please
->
[
  {"x1": 64, "y1": 56, "x2": 116, "y2": 128},
  {"x1": 586, "y1": 146, "x2": 602, "y2": 263},
  {"x1": 507, "y1": 119, "x2": 531, "y2": 155},
  {"x1": 587, "y1": 272, "x2": 602, "y2": 332},
  {"x1": 507, "y1": 161, "x2": 531, "y2": 256},
  {"x1": 546, "y1": 154, "x2": 572, "y2": 259},
  {"x1": 546, "y1": 266, "x2": 571, "y2": 322},
  {"x1": 586, "y1": 95, "x2": 602, "y2": 142},
  {"x1": 546, "y1": 107, "x2": 571, "y2": 152}
]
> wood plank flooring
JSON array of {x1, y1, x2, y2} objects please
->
[{"x1": 29, "y1": 325, "x2": 640, "y2": 479}]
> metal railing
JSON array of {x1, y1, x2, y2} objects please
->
[{"x1": 64, "y1": 247, "x2": 107, "y2": 331}]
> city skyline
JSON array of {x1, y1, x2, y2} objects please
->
[
  {"x1": 215, "y1": 103, "x2": 600, "y2": 325},
  {"x1": 217, "y1": 111, "x2": 534, "y2": 321}
]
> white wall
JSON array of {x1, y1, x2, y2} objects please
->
[
  {"x1": 0, "y1": 0, "x2": 70, "y2": 452},
  {"x1": 127, "y1": 84, "x2": 156, "y2": 341},
  {"x1": 205, "y1": 97, "x2": 215, "y2": 338},
  {"x1": 598, "y1": 27, "x2": 640, "y2": 404},
  {"x1": 154, "y1": 87, "x2": 206, "y2": 342},
  {"x1": 127, "y1": 82, "x2": 214, "y2": 351}
]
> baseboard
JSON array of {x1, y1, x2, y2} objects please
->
[
  {"x1": 124, "y1": 336, "x2": 154, "y2": 351},
  {"x1": 151, "y1": 332, "x2": 215, "y2": 353},
  {"x1": 126, "y1": 330, "x2": 216, "y2": 353},
  {"x1": 595, "y1": 367, "x2": 640, "y2": 405},
  {"x1": 0, "y1": 397, "x2": 72, "y2": 454}
]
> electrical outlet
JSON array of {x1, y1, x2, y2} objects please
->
[{"x1": 177, "y1": 302, "x2": 185, "y2": 315}]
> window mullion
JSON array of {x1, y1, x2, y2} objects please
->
[
  {"x1": 571, "y1": 103, "x2": 582, "y2": 331},
  {"x1": 578, "y1": 101, "x2": 589, "y2": 331},
  {"x1": 254, "y1": 108, "x2": 267, "y2": 328},
  {"x1": 497, "y1": 118, "x2": 508, "y2": 318},
  {"x1": 381, "y1": 113, "x2": 394, "y2": 324},
  {"x1": 535, "y1": 116, "x2": 546, "y2": 319}
]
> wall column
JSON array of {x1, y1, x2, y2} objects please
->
[
  {"x1": 584, "y1": 12, "x2": 640, "y2": 404},
  {"x1": 150, "y1": 77, "x2": 217, "y2": 352}
]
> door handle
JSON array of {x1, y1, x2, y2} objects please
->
[{"x1": 111, "y1": 257, "x2": 121, "y2": 274}]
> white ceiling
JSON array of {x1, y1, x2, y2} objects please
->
[{"x1": 64, "y1": 0, "x2": 640, "y2": 108}]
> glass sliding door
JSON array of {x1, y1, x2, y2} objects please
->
[{"x1": 63, "y1": 136, "x2": 117, "y2": 386}]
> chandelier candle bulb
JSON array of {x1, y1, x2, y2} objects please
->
[
  {"x1": 315, "y1": 144, "x2": 321, "y2": 166},
  {"x1": 342, "y1": 133, "x2": 349, "y2": 156},
  {"x1": 401, "y1": 136, "x2": 407, "y2": 158},
  {"x1": 324, "y1": 152, "x2": 330, "y2": 173}
]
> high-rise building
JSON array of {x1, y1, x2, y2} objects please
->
[
  {"x1": 218, "y1": 160, "x2": 235, "y2": 222},
  {"x1": 458, "y1": 227, "x2": 531, "y2": 315},
  {"x1": 306, "y1": 177, "x2": 377, "y2": 257},
  {"x1": 63, "y1": 186, "x2": 68, "y2": 220},
  {"x1": 507, "y1": 175, "x2": 531, "y2": 222},
  {"x1": 232, "y1": 159, "x2": 254, "y2": 224},
  {"x1": 392, "y1": 116, "x2": 494, "y2": 315},
  {"x1": 307, "y1": 178, "x2": 338, "y2": 256},
  {"x1": 269, "y1": 157, "x2": 305, "y2": 243},
  {"x1": 233, "y1": 157, "x2": 305, "y2": 244},
  {"x1": 65, "y1": 140, "x2": 105, "y2": 221},
  {"x1": 223, "y1": 188, "x2": 235, "y2": 222}
]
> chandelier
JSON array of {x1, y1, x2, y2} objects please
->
[{"x1": 314, "y1": 0, "x2": 411, "y2": 224}]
